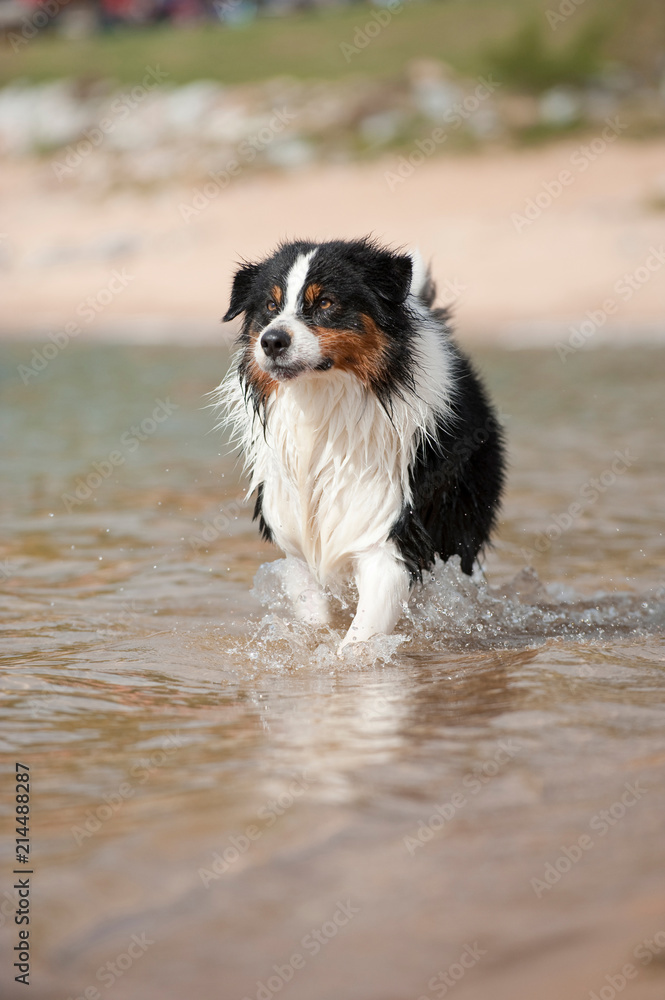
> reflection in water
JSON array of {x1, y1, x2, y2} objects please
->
[{"x1": 1, "y1": 343, "x2": 664, "y2": 1000}]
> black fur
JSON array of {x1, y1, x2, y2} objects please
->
[
  {"x1": 389, "y1": 344, "x2": 505, "y2": 581},
  {"x1": 253, "y1": 482, "x2": 273, "y2": 543}
]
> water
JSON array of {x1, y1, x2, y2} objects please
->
[{"x1": 1, "y1": 342, "x2": 665, "y2": 1000}]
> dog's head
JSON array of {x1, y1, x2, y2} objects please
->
[{"x1": 223, "y1": 238, "x2": 417, "y2": 401}]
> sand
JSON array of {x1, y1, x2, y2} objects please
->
[{"x1": 1, "y1": 136, "x2": 664, "y2": 345}]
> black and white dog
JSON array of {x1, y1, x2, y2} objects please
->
[{"x1": 216, "y1": 238, "x2": 505, "y2": 651}]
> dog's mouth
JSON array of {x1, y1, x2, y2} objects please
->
[{"x1": 264, "y1": 357, "x2": 334, "y2": 381}]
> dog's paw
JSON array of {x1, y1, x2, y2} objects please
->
[
  {"x1": 337, "y1": 628, "x2": 369, "y2": 657},
  {"x1": 295, "y1": 597, "x2": 330, "y2": 627}
]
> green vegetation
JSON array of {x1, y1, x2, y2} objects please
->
[
  {"x1": 1, "y1": 0, "x2": 663, "y2": 88},
  {"x1": 483, "y1": 16, "x2": 609, "y2": 93}
]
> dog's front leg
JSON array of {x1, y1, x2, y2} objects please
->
[{"x1": 339, "y1": 543, "x2": 410, "y2": 652}]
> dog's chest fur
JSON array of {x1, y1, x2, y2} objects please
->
[{"x1": 247, "y1": 371, "x2": 422, "y2": 585}]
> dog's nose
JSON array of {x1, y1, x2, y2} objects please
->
[{"x1": 261, "y1": 328, "x2": 291, "y2": 359}]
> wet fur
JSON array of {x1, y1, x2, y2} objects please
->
[{"x1": 214, "y1": 238, "x2": 505, "y2": 649}]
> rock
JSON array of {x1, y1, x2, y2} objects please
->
[
  {"x1": 538, "y1": 86, "x2": 582, "y2": 127},
  {"x1": 581, "y1": 86, "x2": 620, "y2": 123},
  {"x1": 497, "y1": 94, "x2": 539, "y2": 131},
  {"x1": 162, "y1": 81, "x2": 224, "y2": 133},
  {"x1": 358, "y1": 110, "x2": 404, "y2": 147},
  {"x1": 408, "y1": 58, "x2": 463, "y2": 121},
  {"x1": 466, "y1": 107, "x2": 503, "y2": 141},
  {"x1": 265, "y1": 137, "x2": 315, "y2": 169}
]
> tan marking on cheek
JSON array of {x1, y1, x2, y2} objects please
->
[
  {"x1": 270, "y1": 285, "x2": 282, "y2": 305},
  {"x1": 311, "y1": 314, "x2": 388, "y2": 386},
  {"x1": 244, "y1": 327, "x2": 278, "y2": 402},
  {"x1": 304, "y1": 283, "x2": 323, "y2": 306}
]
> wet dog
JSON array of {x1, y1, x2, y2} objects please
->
[{"x1": 216, "y1": 238, "x2": 505, "y2": 650}]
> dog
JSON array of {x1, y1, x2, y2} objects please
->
[{"x1": 216, "y1": 237, "x2": 505, "y2": 651}]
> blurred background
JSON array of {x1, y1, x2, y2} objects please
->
[
  {"x1": 2, "y1": 4, "x2": 665, "y2": 1000},
  {"x1": 1, "y1": 0, "x2": 664, "y2": 337}
]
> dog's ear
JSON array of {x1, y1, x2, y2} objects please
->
[
  {"x1": 223, "y1": 262, "x2": 261, "y2": 322},
  {"x1": 368, "y1": 251, "x2": 413, "y2": 306}
]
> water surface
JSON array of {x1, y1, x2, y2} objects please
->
[{"x1": 1, "y1": 342, "x2": 664, "y2": 1000}]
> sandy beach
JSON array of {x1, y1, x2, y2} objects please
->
[{"x1": 2, "y1": 136, "x2": 664, "y2": 346}]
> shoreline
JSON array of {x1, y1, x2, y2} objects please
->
[
  {"x1": 2, "y1": 137, "x2": 665, "y2": 344},
  {"x1": 2, "y1": 317, "x2": 664, "y2": 349}
]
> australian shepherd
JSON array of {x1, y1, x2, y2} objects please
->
[{"x1": 216, "y1": 237, "x2": 505, "y2": 651}]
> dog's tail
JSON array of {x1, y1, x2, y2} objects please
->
[{"x1": 408, "y1": 249, "x2": 437, "y2": 308}]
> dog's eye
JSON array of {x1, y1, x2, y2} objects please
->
[
  {"x1": 266, "y1": 299, "x2": 277, "y2": 312},
  {"x1": 319, "y1": 298, "x2": 333, "y2": 310}
]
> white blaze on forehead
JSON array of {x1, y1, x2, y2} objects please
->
[
  {"x1": 255, "y1": 248, "x2": 322, "y2": 372},
  {"x1": 283, "y1": 250, "x2": 317, "y2": 315}
]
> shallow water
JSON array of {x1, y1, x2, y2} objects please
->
[{"x1": 1, "y1": 342, "x2": 665, "y2": 1000}]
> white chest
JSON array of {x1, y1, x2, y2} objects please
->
[{"x1": 248, "y1": 373, "x2": 417, "y2": 584}]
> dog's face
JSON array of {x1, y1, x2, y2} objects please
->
[{"x1": 224, "y1": 239, "x2": 414, "y2": 397}]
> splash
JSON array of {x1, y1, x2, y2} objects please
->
[
  {"x1": 407, "y1": 558, "x2": 665, "y2": 650},
  {"x1": 219, "y1": 557, "x2": 665, "y2": 668}
]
